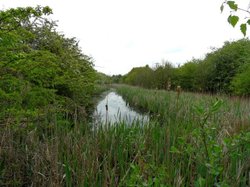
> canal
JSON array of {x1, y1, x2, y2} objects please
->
[{"x1": 93, "y1": 91, "x2": 149, "y2": 125}]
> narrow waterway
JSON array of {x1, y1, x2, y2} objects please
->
[{"x1": 93, "y1": 91, "x2": 149, "y2": 125}]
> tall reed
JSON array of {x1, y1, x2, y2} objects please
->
[{"x1": 1, "y1": 85, "x2": 250, "y2": 186}]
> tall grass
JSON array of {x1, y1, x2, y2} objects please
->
[
  {"x1": 1, "y1": 85, "x2": 250, "y2": 186},
  {"x1": 116, "y1": 85, "x2": 250, "y2": 186}
]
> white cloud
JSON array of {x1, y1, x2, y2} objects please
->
[{"x1": 1, "y1": 0, "x2": 246, "y2": 75}]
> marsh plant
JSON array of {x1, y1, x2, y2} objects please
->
[
  {"x1": 1, "y1": 85, "x2": 250, "y2": 186},
  {"x1": 116, "y1": 85, "x2": 250, "y2": 186}
]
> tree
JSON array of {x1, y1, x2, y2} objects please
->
[
  {"x1": 153, "y1": 61, "x2": 174, "y2": 89},
  {"x1": 201, "y1": 39, "x2": 250, "y2": 93},
  {"x1": 231, "y1": 63, "x2": 250, "y2": 95},
  {"x1": 124, "y1": 65, "x2": 154, "y2": 88},
  {"x1": 0, "y1": 6, "x2": 96, "y2": 125},
  {"x1": 176, "y1": 60, "x2": 200, "y2": 91}
]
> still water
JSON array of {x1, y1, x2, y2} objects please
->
[{"x1": 93, "y1": 91, "x2": 149, "y2": 125}]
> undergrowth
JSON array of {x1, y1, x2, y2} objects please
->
[{"x1": 1, "y1": 85, "x2": 250, "y2": 186}]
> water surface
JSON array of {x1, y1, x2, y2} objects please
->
[{"x1": 93, "y1": 91, "x2": 149, "y2": 125}]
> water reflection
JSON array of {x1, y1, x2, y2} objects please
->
[{"x1": 93, "y1": 92, "x2": 149, "y2": 125}]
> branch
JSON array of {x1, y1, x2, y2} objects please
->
[{"x1": 237, "y1": 7, "x2": 250, "y2": 14}]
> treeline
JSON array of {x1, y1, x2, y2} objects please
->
[
  {"x1": 0, "y1": 6, "x2": 96, "y2": 125},
  {"x1": 122, "y1": 39, "x2": 250, "y2": 95}
]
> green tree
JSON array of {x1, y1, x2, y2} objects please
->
[
  {"x1": 0, "y1": 6, "x2": 96, "y2": 125},
  {"x1": 202, "y1": 39, "x2": 250, "y2": 93},
  {"x1": 176, "y1": 60, "x2": 199, "y2": 91},
  {"x1": 231, "y1": 62, "x2": 250, "y2": 95},
  {"x1": 153, "y1": 61, "x2": 174, "y2": 89},
  {"x1": 124, "y1": 65, "x2": 154, "y2": 88}
]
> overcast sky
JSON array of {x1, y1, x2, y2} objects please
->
[{"x1": 1, "y1": 0, "x2": 248, "y2": 75}]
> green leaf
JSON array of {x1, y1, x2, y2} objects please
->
[
  {"x1": 228, "y1": 15, "x2": 239, "y2": 27},
  {"x1": 170, "y1": 146, "x2": 181, "y2": 154},
  {"x1": 194, "y1": 177, "x2": 206, "y2": 187},
  {"x1": 240, "y1": 23, "x2": 247, "y2": 36},
  {"x1": 247, "y1": 19, "x2": 250, "y2": 25},
  {"x1": 227, "y1": 1, "x2": 238, "y2": 11},
  {"x1": 193, "y1": 105, "x2": 205, "y2": 116},
  {"x1": 220, "y1": 4, "x2": 224, "y2": 13},
  {"x1": 211, "y1": 99, "x2": 223, "y2": 113}
]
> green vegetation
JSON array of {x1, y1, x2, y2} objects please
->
[
  {"x1": 123, "y1": 39, "x2": 250, "y2": 95},
  {"x1": 0, "y1": 6, "x2": 97, "y2": 126},
  {"x1": 116, "y1": 85, "x2": 250, "y2": 186},
  {"x1": 221, "y1": 0, "x2": 250, "y2": 36},
  {"x1": 2, "y1": 83, "x2": 250, "y2": 186},
  {"x1": 1, "y1": 5, "x2": 250, "y2": 186},
  {"x1": 0, "y1": 6, "x2": 97, "y2": 185}
]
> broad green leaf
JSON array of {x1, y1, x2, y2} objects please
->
[
  {"x1": 240, "y1": 23, "x2": 247, "y2": 36},
  {"x1": 227, "y1": 1, "x2": 238, "y2": 11},
  {"x1": 228, "y1": 15, "x2": 239, "y2": 27},
  {"x1": 247, "y1": 19, "x2": 250, "y2": 25}
]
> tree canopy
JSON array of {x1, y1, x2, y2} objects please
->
[
  {"x1": 122, "y1": 39, "x2": 250, "y2": 95},
  {"x1": 0, "y1": 6, "x2": 96, "y2": 125}
]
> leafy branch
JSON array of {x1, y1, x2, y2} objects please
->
[
  {"x1": 194, "y1": 99, "x2": 224, "y2": 163},
  {"x1": 221, "y1": 0, "x2": 250, "y2": 36}
]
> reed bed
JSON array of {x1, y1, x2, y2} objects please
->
[
  {"x1": 1, "y1": 85, "x2": 250, "y2": 186},
  {"x1": 116, "y1": 85, "x2": 250, "y2": 186}
]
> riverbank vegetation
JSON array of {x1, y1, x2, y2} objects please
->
[
  {"x1": 2, "y1": 84, "x2": 249, "y2": 186},
  {"x1": 116, "y1": 85, "x2": 250, "y2": 186},
  {"x1": 1, "y1": 5, "x2": 250, "y2": 186},
  {"x1": 122, "y1": 39, "x2": 250, "y2": 96},
  {"x1": 0, "y1": 6, "x2": 97, "y2": 127},
  {"x1": 0, "y1": 6, "x2": 96, "y2": 186}
]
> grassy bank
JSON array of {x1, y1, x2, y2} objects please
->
[
  {"x1": 1, "y1": 85, "x2": 250, "y2": 186},
  {"x1": 115, "y1": 85, "x2": 250, "y2": 186}
]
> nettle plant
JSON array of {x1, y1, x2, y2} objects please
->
[{"x1": 221, "y1": 0, "x2": 250, "y2": 36}]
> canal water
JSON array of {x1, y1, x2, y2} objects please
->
[{"x1": 93, "y1": 91, "x2": 149, "y2": 125}]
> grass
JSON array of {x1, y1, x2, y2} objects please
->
[
  {"x1": 1, "y1": 84, "x2": 250, "y2": 186},
  {"x1": 116, "y1": 85, "x2": 250, "y2": 186}
]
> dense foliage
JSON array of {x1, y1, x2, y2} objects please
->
[
  {"x1": 1, "y1": 5, "x2": 249, "y2": 187},
  {"x1": 0, "y1": 6, "x2": 96, "y2": 126},
  {"x1": 123, "y1": 39, "x2": 250, "y2": 95},
  {"x1": 116, "y1": 85, "x2": 250, "y2": 186}
]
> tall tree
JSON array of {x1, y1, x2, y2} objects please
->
[{"x1": 0, "y1": 6, "x2": 96, "y2": 125}]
